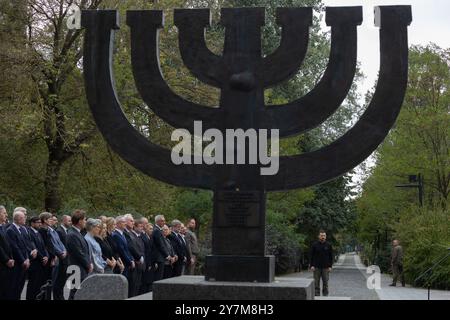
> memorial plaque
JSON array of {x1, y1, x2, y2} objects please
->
[{"x1": 215, "y1": 191, "x2": 261, "y2": 227}]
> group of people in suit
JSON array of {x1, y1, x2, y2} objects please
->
[{"x1": 0, "y1": 205, "x2": 200, "y2": 300}]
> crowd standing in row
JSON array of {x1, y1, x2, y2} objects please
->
[{"x1": 0, "y1": 205, "x2": 199, "y2": 300}]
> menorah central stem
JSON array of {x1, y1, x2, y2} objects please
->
[{"x1": 205, "y1": 8, "x2": 275, "y2": 282}]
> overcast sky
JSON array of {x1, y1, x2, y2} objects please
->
[{"x1": 320, "y1": 0, "x2": 450, "y2": 95}]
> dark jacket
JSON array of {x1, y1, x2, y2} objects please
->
[
  {"x1": 310, "y1": 240, "x2": 333, "y2": 269},
  {"x1": 152, "y1": 226, "x2": 170, "y2": 263},
  {"x1": 56, "y1": 226, "x2": 69, "y2": 247},
  {"x1": 66, "y1": 227, "x2": 91, "y2": 273},
  {"x1": 124, "y1": 229, "x2": 144, "y2": 262},
  {"x1": 182, "y1": 234, "x2": 192, "y2": 265},
  {"x1": 163, "y1": 237, "x2": 175, "y2": 262},
  {"x1": 95, "y1": 236, "x2": 114, "y2": 261},
  {"x1": 168, "y1": 232, "x2": 187, "y2": 262},
  {"x1": 111, "y1": 230, "x2": 133, "y2": 267},
  {"x1": 29, "y1": 228, "x2": 48, "y2": 263},
  {"x1": 22, "y1": 226, "x2": 37, "y2": 256},
  {"x1": 391, "y1": 245, "x2": 404, "y2": 266},
  {"x1": 0, "y1": 226, "x2": 13, "y2": 265},
  {"x1": 6, "y1": 224, "x2": 29, "y2": 265},
  {"x1": 106, "y1": 233, "x2": 120, "y2": 261},
  {"x1": 141, "y1": 232, "x2": 153, "y2": 265}
]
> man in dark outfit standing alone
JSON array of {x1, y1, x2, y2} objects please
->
[{"x1": 310, "y1": 230, "x2": 333, "y2": 297}]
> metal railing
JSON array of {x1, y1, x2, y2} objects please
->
[{"x1": 414, "y1": 248, "x2": 450, "y2": 300}]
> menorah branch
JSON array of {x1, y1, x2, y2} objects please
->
[
  {"x1": 266, "y1": 5, "x2": 412, "y2": 191},
  {"x1": 174, "y1": 9, "x2": 225, "y2": 88},
  {"x1": 81, "y1": 10, "x2": 214, "y2": 189},
  {"x1": 260, "y1": 6, "x2": 362, "y2": 138},
  {"x1": 262, "y1": 7, "x2": 312, "y2": 88},
  {"x1": 127, "y1": 10, "x2": 221, "y2": 134}
]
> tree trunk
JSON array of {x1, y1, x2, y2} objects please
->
[{"x1": 44, "y1": 158, "x2": 62, "y2": 213}]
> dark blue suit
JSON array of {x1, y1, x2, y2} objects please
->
[
  {"x1": 112, "y1": 230, "x2": 133, "y2": 277},
  {"x1": 6, "y1": 224, "x2": 29, "y2": 300},
  {"x1": 26, "y1": 228, "x2": 49, "y2": 300}
]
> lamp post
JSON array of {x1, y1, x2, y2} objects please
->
[{"x1": 395, "y1": 174, "x2": 424, "y2": 207}]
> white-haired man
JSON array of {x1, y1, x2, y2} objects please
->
[
  {"x1": 5, "y1": 211, "x2": 31, "y2": 299},
  {"x1": 112, "y1": 215, "x2": 135, "y2": 297}
]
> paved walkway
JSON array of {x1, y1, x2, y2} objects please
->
[
  {"x1": 19, "y1": 252, "x2": 449, "y2": 300},
  {"x1": 283, "y1": 253, "x2": 378, "y2": 300},
  {"x1": 284, "y1": 252, "x2": 450, "y2": 300}
]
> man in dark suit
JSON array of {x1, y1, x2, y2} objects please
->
[
  {"x1": 141, "y1": 219, "x2": 154, "y2": 293},
  {"x1": 0, "y1": 219, "x2": 14, "y2": 300},
  {"x1": 39, "y1": 212, "x2": 68, "y2": 300},
  {"x1": 112, "y1": 216, "x2": 135, "y2": 295},
  {"x1": 26, "y1": 217, "x2": 49, "y2": 300},
  {"x1": 56, "y1": 215, "x2": 71, "y2": 246},
  {"x1": 55, "y1": 214, "x2": 71, "y2": 298},
  {"x1": 123, "y1": 215, "x2": 145, "y2": 298},
  {"x1": 180, "y1": 223, "x2": 192, "y2": 275},
  {"x1": 152, "y1": 215, "x2": 171, "y2": 282},
  {"x1": 66, "y1": 210, "x2": 92, "y2": 300},
  {"x1": 5, "y1": 210, "x2": 30, "y2": 300},
  {"x1": 168, "y1": 220, "x2": 187, "y2": 277}
]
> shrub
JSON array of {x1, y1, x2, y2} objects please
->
[{"x1": 395, "y1": 208, "x2": 450, "y2": 289}]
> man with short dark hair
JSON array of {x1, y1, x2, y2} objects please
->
[
  {"x1": 26, "y1": 217, "x2": 49, "y2": 300},
  {"x1": 310, "y1": 230, "x2": 333, "y2": 297},
  {"x1": 54, "y1": 214, "x2": 71, "y2": 298},
  {"x1": 66, "y1": 209, "x2": 93, "y2": 300},
  {"x1": 39, "y1": 212, "x2": 68, "y2": 300},
  {"x1": 185, "y1": 218, "x2": 199, "y2": 275}
]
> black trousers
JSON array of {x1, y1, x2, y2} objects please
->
[
  {"x1": 7, "y1": 264, "x2": 26, "y2": 300},
  {"x1": 26, "y1": 261, "x2": 46, "y2": 300},
  {"x1": 53, "y1": 258, "x2": 68, "y2": 300},
  {"x1": 140, "y1": 268, "x2": 154, "y2": 294},
  {"x1": 152, "y1": 261, "x2": 165, "y2": 282},
  {"x1": 163, "y1": 264, "x2": 173, "y2": 279},
  {"x1": 172, "y1": 261, "x2": 183, "y2": 277},
  {"x1": 127, "y1": 263, "x2": 144, "y2": 298},
  {"x1": 0, "y1": 266, "x2": 13, "y2": 300}
]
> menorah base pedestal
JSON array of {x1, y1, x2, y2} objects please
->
[
  {"x1": 205, "y1": 255, "x2": 275, "y2": 282},
  {"x1": 152, "y1": 276, "x2": 315, "y2": 300}
]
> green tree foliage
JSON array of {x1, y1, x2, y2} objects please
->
[{"x1": 356, "y1": 44, "x2": 450, "y2": 287}]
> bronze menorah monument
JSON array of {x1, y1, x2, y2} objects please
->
[{"x1": 81, "y1": 5, "x2": 411, "y2": 298}]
